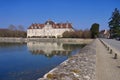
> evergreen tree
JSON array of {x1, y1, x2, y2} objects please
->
[{"x1": 108, "y1": 8, "x2": 120, "y2": 38}]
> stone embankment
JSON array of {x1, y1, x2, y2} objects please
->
[
  {"x1": 38, "y1": 40, "x2": 96, "y2": 80},
  {"x1": 0, "y1": 37, "x2": 27, "y2": 43},
  {"x1": 0, "y1": 37, "x2": 93, "y2": 44},
  {"x1": 27, "y1": 38, "x2": 93, "y2": 44}
]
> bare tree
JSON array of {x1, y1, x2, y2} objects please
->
[
  {"x1": 18, "y1": 25, "x2": 25, "y2": 31},
  {"x1": 8, "y1": 24, "x2": 16, "y2": 31}
]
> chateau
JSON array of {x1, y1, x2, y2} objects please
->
[{"x1": 27, "y1": 20, "x2": 74, "y2": 38}]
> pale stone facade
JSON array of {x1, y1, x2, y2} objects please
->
[{"x1": 27, "y1": 20, "x2": 74, "y2": 38}]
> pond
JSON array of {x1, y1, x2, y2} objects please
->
[{"x1": 0, "y1": 42, "x2": 86, "y2": 80}]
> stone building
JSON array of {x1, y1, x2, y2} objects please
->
[
  {"x1": 27, "y1": 20, "x2": 74, "y2": 38},
  {"x1": 99, "y1": 29, "x2": 110, "y2": 38}
]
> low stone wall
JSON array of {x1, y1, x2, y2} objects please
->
[
  {"x1": 0, "y1": 37, "x2": 93, "y2": 44},
  {"x1": 38, "y1": 40, "x2": 96, "y2": 80},
  {"x1": 0, "y1": 37, "x2": 27, "y2": 43},
  {"x1": 27, "y1": 38, "x2": 93, "y2": 44}
]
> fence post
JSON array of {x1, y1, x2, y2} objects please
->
[
  {"x1": 107, "y1": 47, "x2": 109, "y2": 50},
  {"x1": 114, "y1": 53, "x2": 117, "y2": 59},
  {"x1": 110, "y1": 49, "x2": 112, "y2": 54}
]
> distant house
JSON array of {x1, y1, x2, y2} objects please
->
[
  {"x1": 99, "y1": 30, "x2": 110, "y2": 38},
  {"x1": 27, "y1": 20, "x2": 74, "y2": 38}
]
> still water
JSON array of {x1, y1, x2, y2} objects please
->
[{"x1": 0, "y1": 42, "x2": 85, "y2": 80}]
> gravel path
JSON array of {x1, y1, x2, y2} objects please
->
[{"x1": 96, "y1": 39, "x2": 120, "y2": 80}]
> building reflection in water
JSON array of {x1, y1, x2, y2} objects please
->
[{"x1": 27, "y1": 41, "x2": 85, "y2": 57}]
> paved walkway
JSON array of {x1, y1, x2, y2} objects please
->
[{"x1": 96, "y1": 39, "x2": 120, "y2": 80}]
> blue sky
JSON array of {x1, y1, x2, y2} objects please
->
[{"x1": 0, "y1": 0, "x2": 120, "y2": 30}]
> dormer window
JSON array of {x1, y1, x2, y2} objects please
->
[
  {"x1": 56, "y1": 26, "x2": 58, "y2": 28},
  {"x1": 31, "y1": 26, "x2": 33, "y2": 29},
  {"x1": 66, "y1": 24, "x2": 68, "y2": 28},
  {"x1": 61, "y1": 24, "x2": 62, "y2": 28},
  {"x1": 47, "y1": 22, "x2": 49, "y2": 25},
  {"x1": 35, "y1": 26, "x2": 37, "y2": 29}
]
